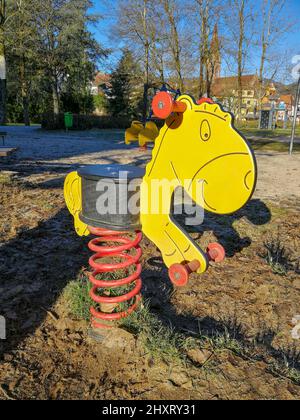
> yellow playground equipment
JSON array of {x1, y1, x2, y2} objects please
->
[
  {"x1": 125, "y1": 120, "x2": 159, "y2": 148},
  {"x1": 142, "y1": 92, "x2": 257, "y2": 285},
  {"x1": 124, "y1": 120, "x2": 143, "y2": 145},
  {"x1": 64, "y1": 91, "x2": 257, "y2": 328}
]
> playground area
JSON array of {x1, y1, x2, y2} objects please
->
[{"x1": 0, "y1": 125, "x2": 300, "y2": 400}]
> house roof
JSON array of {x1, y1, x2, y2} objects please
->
[
  {"x1": 279, "y1": 94, "x2": 293, "y2": 106},
  {"x1": 211, "y1": 74, "x2": 259, "y2": 97},
  {"x1": 93, "y1": 72, "x2": 111, "y2": 88}
]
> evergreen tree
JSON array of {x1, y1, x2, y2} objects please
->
[
  {"x1": 108, "y1": 49, "x2": 143, "y2": 119},
  {"x1": 3, "y1": 0, "x2": 106, "y2": 123}
]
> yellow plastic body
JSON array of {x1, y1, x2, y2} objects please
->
[
  {"x1": 125, "y1": 121, "x2": 144, "y2": 145},
  {"x1": 64, "y1": 171, "x2": 89, "y2": 237},
  {"x1": 140, "y1": 95, "x2": 257, "y2": 273},
  {"x1": 138, "y1": 121, "x2": 159, "y2": 146},
  {"x1": 125, "y1": 120, "x2": 159, "y2": 147}
]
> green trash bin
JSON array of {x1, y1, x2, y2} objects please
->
[{"x1": 64, "y1": 112, "x2": 73, "y2": 130}]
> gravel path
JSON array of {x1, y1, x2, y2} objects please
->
[{"x1": 1, "y1": 125, "x2": 299, "y2": 202}]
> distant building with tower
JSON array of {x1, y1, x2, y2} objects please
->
[{"x1": 209, "y1": 26, "x2": 294, "y2": 121}]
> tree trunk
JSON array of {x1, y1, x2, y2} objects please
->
[
  {"x1": 0, "y1": 0, "x2": 5, "y2": 125},
  {"x1": 0, "y1": 44, "x2": 6, "y2": 125},
  {"x1": 199, "y1": 59, "x2": 204, "y2": 97},
  {"x1": 198, "y1": 0, "x2": 208, "y2": 98},
  {"x1": 20, "y1": 57, "x2": 30, "y2": 126},
  {"x1": 142, "y1": 83, "x2": 149, "y2": 122},
  {"x1": 142, "y1": 0, "x2": 149, "y2": 122},
  {"x1": 258, "y1": 0, "x2": 272, "y2": 110},
  {"x1": 163, "y1": 0, "x2": 184, "y2": 92},
  {"x1": 52, "y1": 80, "x2": 59, "y2": 114},
  {"x1": 23, "y1": 95, "x2": 30, "y2": 126},
  {"x1": 206, "y1": 64, "x2": 213, "y2": 98},
  {"x1": 237, "y1": 0, "x2": 245, "y2": 120}
]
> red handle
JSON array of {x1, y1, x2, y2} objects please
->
[
  {"x1": 168, "y1": 243, "x2": 226, "y2": 287},
  {"x1": 152, "y1": 91, "x2": 187, "y2": 119}
]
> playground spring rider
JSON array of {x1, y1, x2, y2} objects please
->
[{"x1": 64, "y1": 93, "x2": 257, "y2": 328}]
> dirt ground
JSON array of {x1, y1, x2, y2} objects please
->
[{"x1": 0, "y1": 127, "x2": 300, "y2": 400}]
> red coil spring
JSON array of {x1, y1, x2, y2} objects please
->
[{"x1": 88, "y1": 226, "x2": 143, "y2": 329}]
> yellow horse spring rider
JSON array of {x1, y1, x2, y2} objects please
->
[
  {"x1": 64, "y1": 92, "x2": 257, "y2": 287},
  {"x1": 140, "y1": 92, "x2": 257, "y2": 285}
]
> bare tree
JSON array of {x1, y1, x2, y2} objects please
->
[
  {"x1": 141, "y1": 0, "x2": 150, "y2": 119},
  {"x1": 115, "y1": 0, "x2": 157, "y2": 120},
  {"x1": 196, "y1": 0, "x2": 209, "y2": 97},
  {"x1": 194, "y1": 0, "x2": 220, "y2": 97},
  {"x1": 223, "y1": 0, "x2": 254, "y2": 119},
  {"x1": 237, "y1": 0, "x2": 245, "y2": 117},
  {"x1": 258, "y1": 0, "x2": 295, "y2": 106},
  {"x1": 160, "y1": 0, "x2": 185, "y2": 92}
]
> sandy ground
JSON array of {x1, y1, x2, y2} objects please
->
[{"x1": 0, "y1": 126, "x2": 299, "y2": 400}]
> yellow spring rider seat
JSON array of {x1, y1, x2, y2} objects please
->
[
  {"x1": 125, "y1": 120, "x2": 159, "y2": 148},
  {"x1": 125, "y1": 121, "x2": 144, "y2": 145}
]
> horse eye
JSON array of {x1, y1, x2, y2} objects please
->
[{"x1": 200, "y1": 119, "x2": 211, "y2": 141}]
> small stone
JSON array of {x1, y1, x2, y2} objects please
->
[
  {"x1": 3, "y1": 354, "x2": 13, "y2": 362},
  {"x1": 103, "y1": 328, "x2": 136, "y2": 351},
  {"x1": 99, "y1": 291, "x2": 119, "y2": 314},
  {"x1": 169, "y1": 371, "x2": 189, "y2": 387},
  {"x1": 187, "y1": 348, "x2": 212, "y2": 365},
  {"x1": 99, "y1": 301, "x2": 119, "y2": 314},
  {"x1": 293, "y1": 279, "x2": 300, "y2": 290}
]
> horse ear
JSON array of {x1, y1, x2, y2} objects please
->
[
  {"x1": 177, "y1": 95, "x2": 195, "y2": 111},
  {"x1": 197, "y1": 97, "x2": 214, "y2": 105}
]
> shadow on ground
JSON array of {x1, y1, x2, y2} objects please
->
[
  {"x1": 173, "y1": 198, "x2": 272, "y2": 257},
  {"x1": 0, "y1": 152, "x2": 150, "y2": 188},
  {"x1": 0, "y1": 209, "x2": 89, "y2": 357}
]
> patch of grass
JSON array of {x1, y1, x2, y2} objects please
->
[
  {"x1": 0, "y1": 172, "x2": 13, "y2": 185},
  {"x1": 122, "y1": 307, "x2": 247, "y2": 365},
  {"x1": 65, "y1": 263, "x2": 137, "y2": 321},
  {"x1": 268, "y1": 360, "x2": 300, "y2": 386},
  {"x1": 121, "y1": 302, "x2": 185, "y2": 364},
  {"x1": 65, "y1": 270, "x2": 93, "y2": 321},
  {"x1": 241, "y1": 128, "x2": 300, "y2": 138},
  {"x1": 205, "y1": 329, "x2": 244, "y2": 355},
  {"x1": 247, "y1": 139, "x2": 300, "y2": 153},
  {"x1": 261, "y1": 235, "x2": 291, "y2": 276},
  {"x1": 197, "y1": 327, "x2": 300, "y2": 384}
]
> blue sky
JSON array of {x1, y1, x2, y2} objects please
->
[{"x1": 89, "y1": 0, "x2": 300, "y2": 82}]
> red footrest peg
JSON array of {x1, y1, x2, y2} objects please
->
[
  {"x1": 168, "y1": 260, "x2": 200, "y2": 287},
  {"x1": 206, "y1": 243, "x2": 226, "y2": 263},
  {"x1": 168, "y1": 243, "x2": 226, "y2": 287}
]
